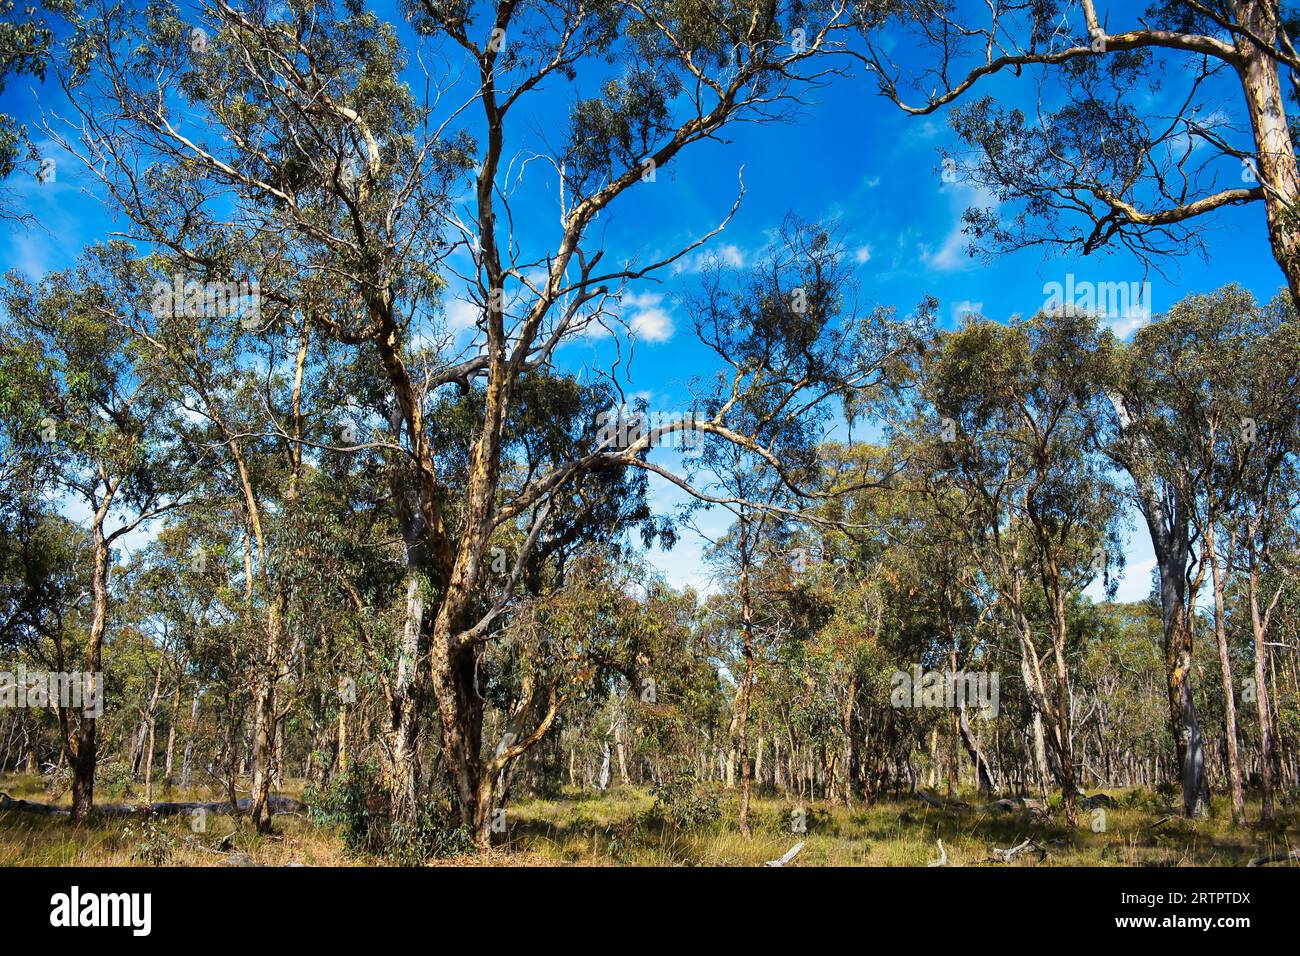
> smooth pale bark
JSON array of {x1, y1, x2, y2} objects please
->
[
  {"x1": 248, "y1": 591, "x2": 285, "y2": 832},
  {"x1": 161, "y1": 670, "x2": 183, "y2": 787},
  {"x1": 1246, "y1": 541, "x2": 1279, "y2": 822},
  {"x1": 1205, "y1": 523, "x2": 1247, "y2": 825},
  {"x1": 337, "y1": 687, "x2": 349, "y2": 774},
  {"x1": 957, "y1": 700, "x2": 998, "y2": 794},
  {"x1": 142, "y1": 661, "x2": 164, "y2": 803},
  {"x1": 1046, "y1": 584, "x2": 1079, "y2": 826},
  {"x1": 387, "y1": 572, "x2": 424, "y2": 821},
  {"x1": 471, "y1": 672, "x2": 558, "y2": 845},
  {"x1": 1234, "y1": 0, "x2": 1300, "y2": 308},
  {"x1": 180, "y1": 696, "x2": 198, "y2": 787},
  {"x1": 1013, "y1": 598, "x2": 1070, "y2": 811},
  {"x1": 248, "y1": 328, "x2": 307, "y2": 834},
  {"x1": 614, "y1": 710, "x2": 629, "y2": 786}
]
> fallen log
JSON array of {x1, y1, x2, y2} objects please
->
[
  {"x1": 927, "y1": 839, "x2": 948, "y2": 867},
  {"x1": 1077, "y1": 791, "x2": 1117, "y2": 810},
  {"x1": 0, "y1": 791, "x2": 304, "y2": 818},
  {"x1": 914, "y1": 790, "x2": 971, "y2": 811},
  {"x1": 1247, "y1": 848, "x2": 1300, "y2": 867},
  {"x1": 764, "y1": 841, "x2": 805, "y2": 867},
  {"x1": 990, "y1": 838, "x2": 1048, "y2": 863},
  {"x1": 0, "y1": 792, "x2": 67, "y2": 816},
  {"x1": 983, "y1": 798, "x2": 1017, "y2": 813}
]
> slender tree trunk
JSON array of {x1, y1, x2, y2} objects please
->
[
  {"x1": 1158, "y1": 555, "x2": 1209, "y2": 818},
  {"x1": 162, "y1": 672, "x2": 183, "y2": 787},
  {"x1": 142, "y1": 662, "x2": 163, "y2": 804},
  {"x1": 1143, "y1": 496, "x2": 1210, "y2": 817},
  {"x1": 1247, "y1": 553, "x2": 1276, "y2": 822},
  {"x1": 71, "y1": 527, "x2": 111, "y2": 822},
  {"x1": 736, "y1": 558, "x2": 756, "y2": 838},
  {"x1": 1049, "y1": 589, "x2": 1078, "y2": 827},
  {"x1": 249, "y1": 592, "x2": 285, "y2": 833},
  {"x1": 388, "y1": 571, "x2": 424, "y2": 822},
  {"x1": 1206, "y1": 524, "x2": 1246, "y2": 825},
  {"x1": 181, "y1": 696, "x2": 199, "y2": 787}
]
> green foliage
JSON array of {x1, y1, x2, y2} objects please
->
[
  {"x1": 385, "y1": 808, "x2": 473, "y2": 865},
  {"x1": 121, "y1": 811, "x2": 176, "y2": 866},
  {"x1": 645, "y1": 770, "x2": 719, "y2": 831},
  {"x1": 305, "y1": 762, "x2": 387, "y2": 855},
  {"x1": 305, "y1": 762, "x2": 473, "y2": 863},
  {"x1": 98, "y1": 761, "x2": 134, "y2": 800}
]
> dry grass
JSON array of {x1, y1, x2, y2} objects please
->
[
  {"x1": 498, "y1": 785, "x2": 1300, "y2": 867},
  {"x1": 0, "y1": 771, "x2": 349, "y2": 867},
  {"x1": 3, "y1": 772, "x2": 1297, "y2": 867}
]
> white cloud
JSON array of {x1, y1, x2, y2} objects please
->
[
  {"x1": 921, "y1": 185, "x2": 997, "y2": 273},
  {"x1": 716, "y1": 243, "x2": 746, "y2": 267},
  {"x1": 1107, "y1": 307, "x2": 1152, "y2": 340},
  {"x1": 920, "y1": 225, "x2": 969, "y2": 272},
  {"x1": 854, "y1": 244, "x2": 873, "y2": 265},
  {"x1": 622, "y1": 291, "x2": 675, "y2": 343},
  {"x1": 672, "y1": 242, "x2": 746, "y2": 275},
  {"x1": 443, "y1": 297, "x2": 481, "y2": 332},
  {"x1": 951, "y1": 300, "x2": 983, "y2": 323}
]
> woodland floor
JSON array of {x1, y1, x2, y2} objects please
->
[{"x1": 1, "y1": 772, "x2": 1296, "y2": 866}]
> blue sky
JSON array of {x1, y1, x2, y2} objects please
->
[{"x1": 1, "y1": 2, "x2": 1290, "y2": 604}]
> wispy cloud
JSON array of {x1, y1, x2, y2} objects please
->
[
  {"x1": 671, "y1": 242, "x2": 746, "y2": 276},
  {"x1": 920, "y1": 184, "x2": 996, "y2": 273}
]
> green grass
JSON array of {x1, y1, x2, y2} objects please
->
[
  {"x1": 0, "y1": 771, "x2": 347, "y2": 867},
  {"x1": 3, "y1": 772, "x2": 1297, "y2": 866},
  {"x1": 499, "y1": 784, "x2": 1300, "y2": 867}
]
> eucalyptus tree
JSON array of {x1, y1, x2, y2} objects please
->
[
  {"x1": 1213, "y1": 292, "x2": 1300, "y2": 821},
  {"x1": 688, "y1": 216, "x2": 919, "y2": 834},
  {"x1": 913, "y1": 308, "x2": 1119, "y2": 825},
  {"x1": 0, "y1": 478, "x2": 87, "y2": 660},
  {"x1": 860, "y1": 0, "x2": 1300, "y2": 306},
  {"x1": 0, "y1": 242, "x2": 204, "y2": 819},
  {"x1": 55, "y1": 0, "x2": 869, "y2": 842},
  {"x1": 0, "y1": 494, "x2": 90, "y2": 779},
  {"x1": 807, "y1": 441, "x2": 916, "y2": 804},
  {"x1": 1134, "y1": 286, "x2": 1300, "y2": 823},
  {"x1": 1100, "y1": 287, "x2": 1300, "y2": 818},
  {"x1": 0, "y1": 0, "x2": 78, "y2": 205}
]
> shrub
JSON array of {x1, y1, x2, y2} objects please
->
[
  {"x1": 122, "y1": 811, "x2": 175, "y2": 866},
  {"x1": 386, "y1": 808, "x2": 473, "y2": 865},
  {"x1": 645, "y1": 770, "x2": 719, "y2": 830},
  {"x1": 99, "y1": 761, "x2": 135, "y2": 800},
  {"x1": 305, "y1": 762, "x2": 474, "y2": 863},
  {"x1": 305, "y1": 762, "x2": 387, "y2": 855}
]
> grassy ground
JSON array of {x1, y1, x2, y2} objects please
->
[
  {"x1": 3, "y1": 772, "x2": 1296, "y2": 866},
  {"x1": 502, "y1": 786, "x2": 1300, "y2": 866},
  {"x1": 0, "y1": 771, "x2": 348, "y2": 867}
]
